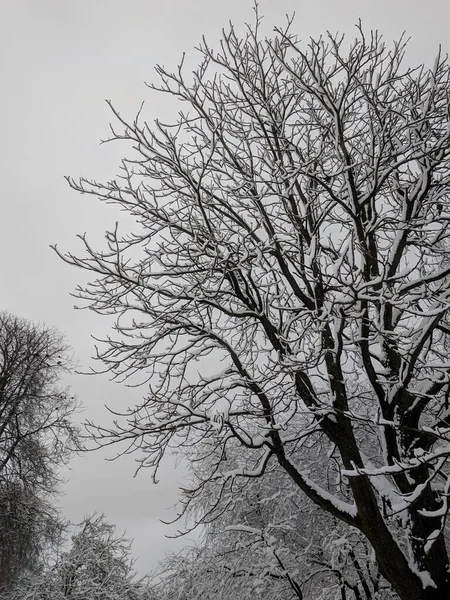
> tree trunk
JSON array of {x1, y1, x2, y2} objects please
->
[{"x1": 370, "y1": 531, "x2": 450, "y2": 600}]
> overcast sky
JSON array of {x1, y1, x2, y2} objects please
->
[{"x1": 2, "y1": 0, "x2": 450, "y2": 576}]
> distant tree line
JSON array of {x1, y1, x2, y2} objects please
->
[{"x1": 0, "y1": 312, "x2": 154, "y2": 599}]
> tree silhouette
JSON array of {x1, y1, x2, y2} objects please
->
[{"x1": 0, "y1": 311, "x2": 79, "y2": 592}]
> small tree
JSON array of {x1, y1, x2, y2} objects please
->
[
  {"x1": 58, "y1": 13, "x2": 450, "y2": 600},
  {"x1": 0, "y1": 311, "x2": 79, "y2": 592},
  {"x1": 7, "y1": 515, "x2": 155, "y2": 600}
]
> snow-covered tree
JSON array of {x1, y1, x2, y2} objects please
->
[
  {"x1": 0, "y1": 312, "x2": 79, "y2": 593},
  {"x1": 156, "y1": 442, "x2": 395, "y2": 600},
  {"x1": 6, "y1": 515, "x2": 155, "y2": 600},
  {"x1": 57, "y1": 11, "x2": 450, "y2": 599}
]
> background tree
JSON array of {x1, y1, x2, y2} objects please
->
[
  {"x1": 57, "y1": 12, "x2": 450, "y2": 600},
  {"x1": 0, "y1": 311, "x2": 79, "y2": 593},
  {"x1": 155, "y1": 437, "x2": 396, "y2": 600},
  {"x1": 6, "y1": 515, "x2": 155, "y2": 600}
]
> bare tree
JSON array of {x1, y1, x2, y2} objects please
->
[
  {"x1": 57, "y1": 13, "x2": 450, "y2": 600},
  {"x1": 0, "y1": 311, "x2": 79, "y2": 592}
]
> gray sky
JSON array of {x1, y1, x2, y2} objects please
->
[{"x1": 1, "y1": 0, "x2": 450, "y2": 576}]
